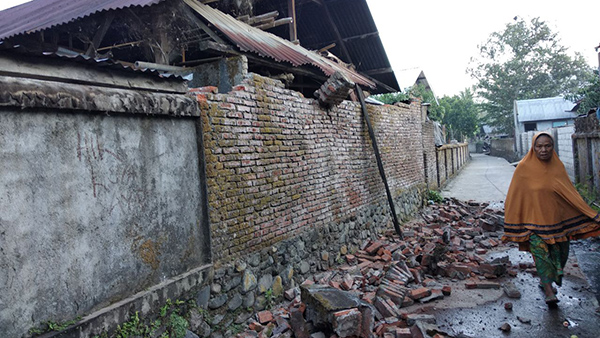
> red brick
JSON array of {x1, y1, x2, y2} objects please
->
[
  {"x1": 257, "y1": 310, "x2": 273, "y2": 324},
  {"x1": 248, "y1": 321, "x2": 263, "y2": 332},
  {"x1": 442, "y1": 285, "x2": 452, "y2": 296},
  {"x1": 409, "y1": 287, "x2": 431, "y2": 300}
]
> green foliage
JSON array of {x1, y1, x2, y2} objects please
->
[
  {"x1": 265, "y1": 288, "x2": 275, "y2": 310},
  {"x1": 115, "y1": 312, "x2": 161, "y2": 338},
  {"x1": 410, "y1": 84, "x2": 444, "y2": 121},
  {"x1": 566, "y1": 72, "x2": 600, "y2": 114},
  {"x1": 438, "y1": 89, "x2": 480, "y2": 141},
  {"x1": 468, "y1": 17, "x2": 591, "y2": 136},
  {"x1": 372, "y1": 91, "x2": 411, "y2": 104},
  {"x1": 427, "y1": 190, "x2": 444, "y2": 203},
  {"x1": 167, "y1": 313, "x2": 188, "y2": 338},
  {"x1": 29, "y1": 317, "x2": 80, "y2": 335}
]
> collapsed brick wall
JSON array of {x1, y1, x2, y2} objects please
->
[{"x1": 194, "y1": 74, "x2": 427, "y2": 264}]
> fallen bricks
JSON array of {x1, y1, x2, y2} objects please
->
[{"x1": 236, "y1": 198, "x2": 537, "y2": 338}]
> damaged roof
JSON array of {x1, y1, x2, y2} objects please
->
[
  {"x1": 0, "y1": 0, "x2": 165, "y2": 41},
  {"x1": 184, "y1": 0, "x2": 375, "y2": 88},
  {"x1": 0, "y1": 0, "x2": 380, "y2": 91}
]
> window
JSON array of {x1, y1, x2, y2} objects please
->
[
  {"x1": 524, "y1": 123, "x2": 536, "y2": 132},
  {"x1": 552, "y1": 121, "x2": 567, "y2": 128}
]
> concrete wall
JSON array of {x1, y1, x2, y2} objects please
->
[
  {"x1": 435, "y1": 143, "x2": 469, "y2": 187},
  {"x1": 490, "y1": 138, "x2": 518, "y2": 162},
  {"x1": 557, "y1": 126, "x2": 575, "y2": 181},
  {"x1": 0, "y1": 56, "x2": 210, "y2": 337},
  {"x1": 422, "y1": 121, "x2": 438, "y2": 189}
]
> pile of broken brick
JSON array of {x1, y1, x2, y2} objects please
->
[{"x1": 237, "y1": 199, "x2": 531, "y2": 338}]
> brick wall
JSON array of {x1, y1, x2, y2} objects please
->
[{"x1": 195, "y1": 74, "x2": 427, "y2": 264}]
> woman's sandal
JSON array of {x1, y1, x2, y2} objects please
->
[{"x1": 545, "y1": 294, "x2": 560, "y2": 305}]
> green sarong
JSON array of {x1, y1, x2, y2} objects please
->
[{"x1": 529, "y1": 233, "x2": 569, "y2": 286}]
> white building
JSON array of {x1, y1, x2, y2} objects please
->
[{"x1": 513, "y1": 97, "x2": 577, "y2": 134}]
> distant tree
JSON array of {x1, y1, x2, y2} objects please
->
[
  {"x1": 468, "y1": 17, "x2": 591, "y2": 136},
  {"x1": 372, "y1": 91, "x2": 410, "y2": 104},
  {"x1": 565, "y1": 71, "x2": 600, "y2": 114},
  {"x1": 409, "y1": 84, "x2": 444, "y2": 121},
  {"x1": 439, "y1": 89, "x2": 480, "y2": 142},
  {"x1": 372, "y1": 85, "x2": 444, "y2": 121}
]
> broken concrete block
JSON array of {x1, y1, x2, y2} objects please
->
[
  {"x1": 301, "y1": 284, "x2": 374, "y2": 337},
  {"x1": 289, "y1": 307, "x2": 310, "y2": 338},
  {"x1": 502, "y1": 281, "x2": 521, "y2": 299},
  {"x1": 405, "y1": 314, "x2": 436, "y2": 326},
  {"x1": 332, "y1": 308, "x2": 362, "y2": 337}
]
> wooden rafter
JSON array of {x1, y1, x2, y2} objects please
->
[
  {"x1": 315, "y1": 0, "x2": 352, "y2": 64},
  {"x1": 85, "y1": 12, "x2": 115, "y2": 56}
]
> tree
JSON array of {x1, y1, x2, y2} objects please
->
[
  {"x1": 372, "y1": 91, "x2": 410, "y2": 104},
  {"x1": 468, "y1": 17, "x2": 591, "y2": 136},
  {"x1": 372, "y1": 84, "x2": 444, "y2": 121},
  {"x1": 566, "y1": 71, "x2": 600, "y2": 114},
  {"x1": 439, "y1": 89, "x2": 480, "y2": 142}
]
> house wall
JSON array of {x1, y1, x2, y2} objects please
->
[{"x1": 0, "y1": 60, "x2": 210, "y2": 337}]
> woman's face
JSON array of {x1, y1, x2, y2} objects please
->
[{"x1": 534, "y1": 135, "x2": 553, "y2": 161}]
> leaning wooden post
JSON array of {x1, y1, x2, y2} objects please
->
[{"x1": 355, "y1": 85, "x2": 403, "y2": 240}]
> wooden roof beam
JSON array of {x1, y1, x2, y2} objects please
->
[{"x1": 315, "y1": 0, "x2": 353, "y2": 64}]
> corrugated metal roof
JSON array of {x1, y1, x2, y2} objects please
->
[
  {"x1": 515, "y1": 97, "x2": 577, "y2": 122},
  {"x1": 0, "y1": 41, "x2": 187, "y2": 80},
  {"x1": 184, "y1": 0, "x2": 375, "y2": 89},
  {"x1": 0, "y1": 0, "x2": 165, "y2": 40},
  {"x1": 288, "y1": 0, "x2": 398, "y2": 92}
]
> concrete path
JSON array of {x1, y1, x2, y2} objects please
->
[
  {"x1": 432, "y1": 153, "x2": 600, "y2": 337},
  {"x1": 440, "y1": 153, "x2": 515, "y2": 206}
]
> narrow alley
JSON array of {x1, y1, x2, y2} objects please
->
[{"x1": 436, "y1": 153, "x2": 600, "y2": 337}]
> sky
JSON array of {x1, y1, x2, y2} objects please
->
[
  {"x1": 366, "y1": 0, "x2": 600, "y2": 97},
  {"x1": 1, "y1": 0, "x2": 599, "y2": 97}
]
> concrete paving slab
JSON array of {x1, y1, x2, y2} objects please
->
[{"x1": 441, "y1": 153, "x2": 515, "y2": 208}]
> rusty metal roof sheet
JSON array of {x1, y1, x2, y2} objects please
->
[
  {"x1": 0, "y1": 0, "x2": 165, "y2": 40},
  {"x1": 184, "y1": 0, "x2": 375, "y2": 89}
]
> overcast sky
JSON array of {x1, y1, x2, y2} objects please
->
[
  {"x1": 367, "y1": 0, "x2": 600, "y2": 97},
  {"x1": 2, "y1": 0, "x2": 599, "y2": 97}
]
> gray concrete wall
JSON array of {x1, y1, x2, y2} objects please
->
[
  {"x1": 556, "y1": 126, "x2": 575, "y2": 181},
  {"x1": 0, "y1": 110, "x2": 208, "y2": 337}
]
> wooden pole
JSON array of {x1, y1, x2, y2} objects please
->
[
  {"x1": 355, "y1": 84, "x2": 403, "y2": 240},
  {"x1": 288, "y1": 0, "x2": 297, "y2": 43}
]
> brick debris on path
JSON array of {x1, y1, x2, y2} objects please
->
[{"x1": 232, "y1": 198, "x2": 536, "y2": 338}]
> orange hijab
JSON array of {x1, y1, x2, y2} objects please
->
[{"x1": 502, "y1": 132, "x2": 600, "y2": 247}]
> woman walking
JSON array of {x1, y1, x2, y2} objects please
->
[{"x1": 502, "y1": 132, "x2": 600, "y2": 305}]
